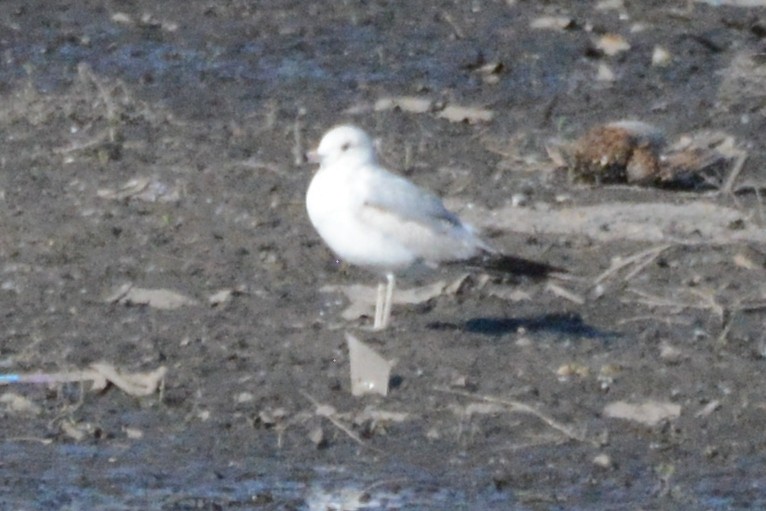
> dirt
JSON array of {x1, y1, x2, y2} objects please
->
[{"x1": 1, "y1": 1, "x2": 766, "y2": 509}]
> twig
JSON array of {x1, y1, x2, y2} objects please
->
[
  {"x1": 624, "y1": 288, "x2": 695, "y2": 310},
  {"x1": 545, "y1": 282, "x2": 585, "y2": 305},
  {"x1": 616, "y1": 314, "x2": 693, "y2": 326},
  {"x1": 594, "y1": 244, "x2": 672, "y2": 284},
  {"x1": 721, "y1": 151, "x2": 748, "y2": 195},
  {"x1": 441, "y1": 11, "x2": 465, "y2": 39},
  {"x1": 434, "y1": 386, "x2": 594, "y2": 445},
  {"x1": 53, "y1": 133, "x2": 110, "y2": 154},
  {"x1": 5, "y1": 437, "x2": 53, "y2": 445},
  {"x1": 687, "y1": 288, "x2": 725, "y2": 322},
  {"x1": 755, "y1": 186, "x2": 765, "y2": 226},
  {"x1": 624, "y1": 288, "x2": 725, "y2": 323},
  {"x1": 716, "y1": 311, "x2": 734, "y2": 345},
  {"x1": 78, "y1": 63, "x2": 120, "y2": 143},
  {"x1": 299, "y1": 390, "x2": 383, "y2": 454}
]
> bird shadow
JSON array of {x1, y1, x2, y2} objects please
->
[{"x1": 427, "y1": 312, "x2": 616, "y2": 340}]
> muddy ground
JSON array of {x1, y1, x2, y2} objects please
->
[{"x1": 1, "y1": 1, "x2": 766, "y2": 509}]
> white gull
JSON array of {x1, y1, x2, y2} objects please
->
[{"x1": 306, "y1": 125, "x2": 558, "y2": 330}]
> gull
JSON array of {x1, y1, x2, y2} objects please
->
[{"x1": 306, "y1": 125, "x2": 560, "y2": 330}]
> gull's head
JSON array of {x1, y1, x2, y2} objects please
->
[{"x1": 309, "y1": 125, "x2": 377, "y2": 168}]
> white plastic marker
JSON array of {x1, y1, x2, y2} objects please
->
[{"x1": 306, "y1": 125, "x2": 560, "y2": 330}]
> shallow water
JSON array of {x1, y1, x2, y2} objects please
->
[
  {"x1": 2, "y1": 440, "x2": 763, "y2": 510},
  {"x1": 0, "y1": 441, "x2": 521, "y2": 510}
]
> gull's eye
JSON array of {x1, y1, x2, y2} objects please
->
[{"x1": 340, "y1": 142, "x2": 351, "y2": 152}]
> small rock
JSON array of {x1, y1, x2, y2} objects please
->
[
  {"x1": 695, "y1": 400, "x2": 721, "y2": 418},
  {"x1": 236, "y1": 392, "x2": 254, "y2": 403},
  {"x1": 556, "y1": 362, "x2": 591, "y2": 380},
  {"x1": 652, "y1": 46, "x2": 672, "y2": 67},
  {"x1": 659, "y1": 342, "x2": 684, "y2": 364},
  {"x1": 510, "y1": 193, "x2": 528, "y2": 207},
  {"x1": 596, "y1": 34, "x2": 631, "y2": 56},
  {"x1": 593, "y1": 453, "x2": 613, "y2": 469},
  {"x1": 308, "y1": 426, "x2": 327, "y2": 448}
]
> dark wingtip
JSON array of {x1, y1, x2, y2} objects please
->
[{"x1": 467, "y1": 253, "x2": 565, "y2": 278}]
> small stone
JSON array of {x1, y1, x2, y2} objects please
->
[
  {"x1": 236, "y1": 392, "x2": 254, "y2": 403},
  {"x1": 659, "y1": 342, "x2": 684, "y2": 364},
  {"x1": 510, "y1": 193, "x2": 528, "y2": 207},
  {"x1": 308, "y1": 426, "x2": 327, "y2": 448},
  {"x1": 426, "y1": 427, "x2": 441, "y2": 440},
  {"x1": 652, "y1": 46, "x2": 671, "y2": 67},
  {"x1": 593, "y1": 453, "x2": 613, "y2": 469},
  {"x1": 515, "y1": 336, "x2": 532, "y2": 347}
]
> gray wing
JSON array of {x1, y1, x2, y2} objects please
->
[
  {"x1": 361, "y1": 166, "x2": 461, "y2": 228},
  {"x1": 356, "y1": 165, "x2": 490, "y2": 263}
]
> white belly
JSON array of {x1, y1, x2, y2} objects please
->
[{"x1": 306, "y1": 169, "x2": 417, "y2": 273}]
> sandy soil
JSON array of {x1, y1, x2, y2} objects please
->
[{"x1": 1, "y1": 1, "x2": 766, "y2": 509}]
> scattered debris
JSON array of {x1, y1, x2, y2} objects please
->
[
  {"x1": 61, "y1": 420, "x2": 89, "y2": 442},
  {"x1": 474, "y1": 61, "x2": 504, "y2": 85},
  {"x1": 435, "y1": 386, "x2": 592, "y2": 444},
  {"x1": 596, "y1": 63, "x2": 617, "y2": 82},
  {"x1": 652, "y1": 46, "x2": 672, "y2": 67},
  {"x1": 97, "y1": 176, "x2": 182, "y2": 203},
  {"x1": 449, "y1": 401, "x2": 505, "y2": 419},
  {"x1": 595, "y1": 245, "x2": 673, "y2": 285},
  {"x1": 110, "y1": 11, "x2": 179, "y2": 32},
  {"x1": 256, "y1": 407, "x2": 289, "y2": 428},
  {"x1": 355, "y1": 95, "x2": 494, "y2": 124},
  {"x1": 597, "y1": 364, "x2": 623, "y2": 391},
  {"x1": 354, "y1": 406, "x2": 409, "y2": 425},
  {"x1": 718, "y1": 51, "x2": 766, "y2": 116},
  {"x1": 455, "y1": 200, "x2": 766, "y2": 244},
  {"x1": 307, "y1": 425, "x2": 327, "y2": 448},
  {"x1": 545, "y1": 282, "x2": 585, "y2": 305},
  {"x1": 0, "y1": 363, "x2": 167, "y2": 397},
  {"x1": 236, "y1": 392, "x2": 255, "y2": 403},
  {"x1": 209, "y1": 287, "x2": 246, "y2": 306},
  {"x1": 593, "y1": 453, "x2": 614, "y2": 469},
  {"x1": 354, "y1": 406, "x2": 409, "y2": 437},
  {"x1": 556, "y1": 362, "x2": 591, "y2": 380},
  {"x1": 733, "y1": 252, "x2": 761, "y2": 271},
  {"x1": 0, "y1": 392, "x2": 41, "y2": 416},
  {"x1": 105, "y1": 283, "x2": 199, "y2": 310},
  {"x1": 659, "y1": 342, "x2": 686, "y2": 364},
  {"x1": 124, "y1": 427, "x2": 144, "y2": 440},
  {"x1": 374, "y1": 96, "x2": 434, "y2": 114},
  {"x1": 624, "y1": 287, "x2": 725, "y2": 324},
  {"x1": 551, "y1": 120, "x2": 665, "y2": 184},
  {"x1": 346, "y1": 333, "x2": 393, "y2": 397},
  {"x1": 695, "y1": 400, "x2": 721, "y2": 418},
  {"x1": 603, "y1": 400, "x2": 681, "y2": 426},
  {"x1": 548, "y1": 121, "x2": 741, "y2": 189},
  {"x1": 595, "y1": 34, "x2": 631, "y2": 56},
  {"x1": 436, "y1": 104, "x2": 494, "y2": 124},
  {"x1": 530, "y1": 16, "x2": 575, "y2": 30},
  {"x1": 300, "y1": 390, "x2": 383, "y2": 453}
]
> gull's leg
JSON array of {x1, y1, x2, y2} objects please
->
[
  {"x1": 381, "y1": 273, "x2": 395, "y2": 329},
  {"x1": 373, "y1": 281, "x2": 386, "y2": 329}
]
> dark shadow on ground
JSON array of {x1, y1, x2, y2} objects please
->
[{"x1": 428, "y1": 312, "x2": 615, "y2": 339}]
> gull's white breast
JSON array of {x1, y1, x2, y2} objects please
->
[{"x1": 306, "y1": 163, "x2": 417, "y2": 273}]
